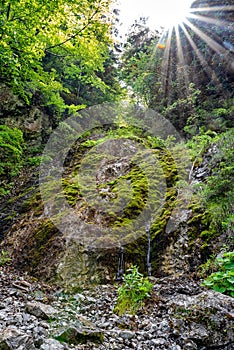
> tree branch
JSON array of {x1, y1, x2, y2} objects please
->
[
  {"x1": 45, "y1": 9, "x2": 99, "y2": 52},
  {"x1": 6, "y1": 3, "x2": 10, "y2": 20}
]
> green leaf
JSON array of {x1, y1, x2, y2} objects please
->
[{"x1": 213, "y1": 285, "x2": 226, "y2": 293}]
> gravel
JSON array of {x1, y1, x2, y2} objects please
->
[{"x1": 0, "y1": 266, "x2": 233, "y2": 350}]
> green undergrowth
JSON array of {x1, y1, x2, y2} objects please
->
[
  {"x1": 114, "y1": 265, "x2": 153, "y2": 315},
  {"x1": 188, "y1": 129, "x2": 234, "y2": 240},
  {"x1": 186, "y1": 129, "x2": 234, "y2": 277},
  {"x1": 0, "y1": 250, "x2": 11, "y2": 266},
  {"x1": 202, "y1": 252, "x2": 234, "y2": 297},
  {"x1": 0, "y1": 125, "x2": 25, "y2": 196}
]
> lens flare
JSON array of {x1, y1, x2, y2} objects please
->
[{"x1": 154, "y1": 2, "x2": 234, "y2": 107}]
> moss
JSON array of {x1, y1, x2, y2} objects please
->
[
  {"x1": 55, "y1": 328, "x2": 104, "y2": 345},
  {"x1": 15, "y1": 126, "x2": 185, "y2": 281},
  {"x1": 20, "y1": 189, "x2": 43, "y2": 216},
  {"x1": 23, "y1": 219, "x2": 60, "y2": 269},
  {"x1": 62, "y1": 178, "x2": 81, "y2": 206},
  {"x1": 200, "y1": 230, "x2": 216, "y2": 239},
  {"x1": 111, "y1": 165, "x2": 150, "y2": 224},
  {"x1": 3, "y1": 213, "x2": 17, "y2": 221}
]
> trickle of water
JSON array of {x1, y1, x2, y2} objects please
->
[
  {"x1": 116, "y1": 246, "x2": 125, "y2": 281},
  {"x1": 146, "y1": 224, "x2": 152, "y2": 276}
]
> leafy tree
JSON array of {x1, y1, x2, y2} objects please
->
[
  {"x1": 120, "y1": 20, "x2": 162, "y2": 106},
  {"x1": 120, "y1": 1, "x2": 233, "y2": 133},
  {"x1": 0, "y1": 0, "x2": 121, "y2": 111}
]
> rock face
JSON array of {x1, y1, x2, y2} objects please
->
[
  {"x1": 0, "y1": 129, "x2": 181, "y2": 288},
  {"x1": 0, "y1": 266, "x2": 233, "y2": 350},
  {"x1": 0, "y1": 118, "x2": 232, "y2": 290},
  {"x1": 0, "y1": 84, "x2": 51, "y2": 145}
]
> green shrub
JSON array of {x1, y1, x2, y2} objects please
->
[
  {"x1": 0, "y1": 250, "x2": 11, "y2": 266},
  {"x1": 25, "y1": 156, "x2": 42, "y2": 166},
  {"x1": 114, "y1": 265, "x2": 153, "y2": 315},
  {"x1": 202, "y1": 252, "x2": 234, "y2": 297},
  {"x1": 0, "y1": 125, "x2": 25, "y2": 196},
  {"x1": 0, "y1": 125, "x2": 24, "y2": 176}
]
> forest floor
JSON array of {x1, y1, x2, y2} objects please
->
[{"x1": 0, "y1": 265, "x2": 233, "y2": 350}]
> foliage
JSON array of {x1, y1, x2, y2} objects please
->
[
  {"x1": 201, "y1": 129, "x2": 234, "y2": 233},
  {"x1": 184, "y1": 100, "x2": 234, "y2": 136},
  {"x1": 187, "y1": 129, "x2": 234, "y2": 247},
  {"x1": 0, "y1": 125, "x2": 24, "y2": 175},
  {"x1": 114, "y1": 265, "x2": 153, "y2": 315},
  {"x1": 186, "y1": 130, "x2": 216, "y2": 166},
  {"x1": 0, "y1": 250, "x2": 11, "y2": 266},
  {"x1": 0, "y1": 125, "x2": 24, "y2": 195},
  {"x1": 0, "y1": 0, "x2": 121, "y2": 110},
  {"x1": 202, "y1": 252, "x2": 234, "y2": 297},
  {"x1": 120, "y1": 21, "x2": 161, "y2": 106},
  {"x1": 120, "y1": 6, "x2": 233, "y2": 132},
  {"x1": 24, "y1": 156, "x2": 42, "y2": 166}
]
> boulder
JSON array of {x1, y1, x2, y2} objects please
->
[
  {"x1": 0, "y1": 326, "x2": 36, "y2": 350},
  {"x1": 54, "y1": 326, "x2": 104, "y2": 345},
  {"x1": 40, "y1": 338, "x2": 65, "y2": 350},
  {"x1": 26, "y1": 301, "x2": 59, "y2": 320}
]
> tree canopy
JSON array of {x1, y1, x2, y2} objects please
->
[
  {"x1": 120, "y1": 0, "x2": 234, "y2": 134},
  {"x1": 0, "y1": 0, "x2": 121, "y2": 110}
]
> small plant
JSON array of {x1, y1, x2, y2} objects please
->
[
  {"x1": 0, "y1": 250, "x2": 11, "y2": 266},
  {"x1": 114, "y1": 265, "x2": 153, "y2": 315},
  {"x1": 25, "y1": 156, "x2": 42, "y2": 166},
  {"x1": 199, "y1": 253, "x2": 217, "y2": 277},
  {"x1": 202, "y1": 252, "x2": 234, "y2": 297}
]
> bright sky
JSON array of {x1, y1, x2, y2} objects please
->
[{"x1": 117, "y1": 0, "x2": 194, "y2": 36}]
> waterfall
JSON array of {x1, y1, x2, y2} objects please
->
[
  {"x1": 146, "y1": 224, "x2": 151, "y2": 276},
  {"x1": 116, "y1": 246, "x2": 125, "y2": 281}
]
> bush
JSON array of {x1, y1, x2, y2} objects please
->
[
  {"x1": 0, "y1": 250, "x2": 11, "y2": 266},
  {"x1": 0, "y1": 125, "x2": 24, "y2": 196},
  {"x1": 114, "y1": 265, "x2": 153, "y2": 315},
  {"x1": 202, "y1": 252, "x2": 234, "y2": 297}
]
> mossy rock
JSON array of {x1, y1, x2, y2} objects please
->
[{"x1": 55, "y1": 326, "x2": 104, "y2": 345}]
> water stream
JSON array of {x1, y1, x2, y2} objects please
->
[
  {"x1": 146, "y1": 224, "x2": 151, "y2": 276},
  {"x1": 116, "y1": 245, "x2": 125, "y2": 281}
]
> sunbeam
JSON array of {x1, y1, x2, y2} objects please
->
[
  {"x1": 153, "y1": 1, "x2": 234, "y2": 108},
  {"x1": 180, "y1": 22, "x2": 223, "y2": 91},
  {"x1": 174, "y1": 24, "x2": 190, "y2": 95},
  {"x1": 184, "y1": 19, "x2": 226, "y2": 54},
  {"x1": 161, "y1": 28, "x2": 173, "y2": 99},
  {"x1": 190, "y1": 5, "x2": 234, "y2": 13},
  {"x1": 188, "y1": 13, "x2": 230, "y2": 27}
]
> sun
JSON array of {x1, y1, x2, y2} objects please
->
[
  {"x1": 150, "y1": 0, "x2": 194, "y2": 28},
  {"x1": 118, "y1": 0, "x2": 194, "y2": 31}
]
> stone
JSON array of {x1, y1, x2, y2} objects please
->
[
  {"x1": 183, "y1": 340, "x2": 198, "y2": 350},
  {"x1": 188, "y1": 323, "x2": 208, "y2": 340},
  {"x1": 0, "y1": 265, "x2": 233, "y2": 350},
  {"x1": 25, "y1": 302, "x2": 59, "y2": 320},
  {"x1": 0, "y1": 326, "x2": 36, "y2": 350},
  {"x1": 119, "y1": 330, "x2": 135, "y2": 340},
  {"x1": 40, "y1": 338, "x2": 65, "y2": 350},
  {"x1": 159, "y1": 320, "x2": 170, "y2": 332},
  {"x1": 150, "y1": 338, "x2": 166, "y2": 345},
  {"x1": 54, "y1": 326, "x2": 104, "y2": 345}
]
